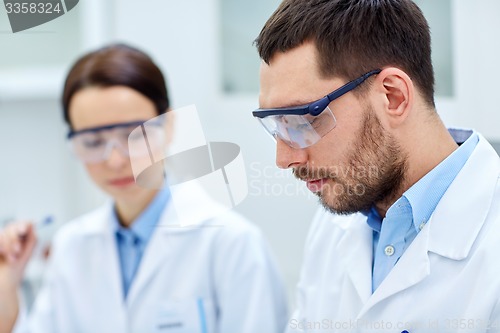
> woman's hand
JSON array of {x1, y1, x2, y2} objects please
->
[{"x1": 0, "y1": 221, "x2": 37, "y2": 333}]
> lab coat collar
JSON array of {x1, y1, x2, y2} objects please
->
[
  {"x1": 78, "y1": 180, "x2": 230, "y2": 238},
  {"x1": 125, "y1": 203, "x2": 174, "y2": 306},
  {"x1": 427, "y1": 133, "x2": 500, "y2": 260},
  {"x1": 340, "y1": 213, "x2": 374, "y2": 305},
  {"x1": 74, "y1": 181, "x2": 231, "y2": 306},
  {"x1": 358, "y1": 220, "x2": 431, "y2": 317},
  {"x1": 126, "y1": 181, "x2": 234, "y2": 305},
  {"x1": 77, "y1": 203, "x2": 114, "y2": 236},
  {"x1": 128, "y1": 181, "x2": 232, "y2": 305},
  {"x1": 357, "y1": 133, "x2": 499, "y2": 317}
]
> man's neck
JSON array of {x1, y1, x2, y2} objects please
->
[{"x1": 375, "y1": 121, "x2": 458, "y2": 218}]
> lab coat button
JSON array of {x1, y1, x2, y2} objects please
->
[{"x1": 384, "y1": 245, "x2": 395, "y2": 256}]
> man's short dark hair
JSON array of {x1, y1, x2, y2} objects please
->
[{"x1": 255, "y1": 0, "x2": 435, "y2": 107}]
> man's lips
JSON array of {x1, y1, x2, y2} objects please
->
[
  {"x1": 305, "y1": 178, "x2": 328, "y2": 192},
  {"x1": 109, "y1": 177, "x2": 135, "y2": 187}
]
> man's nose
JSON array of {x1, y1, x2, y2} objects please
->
[{"x1": 276, "y1": 138, "x2": 308, "y2": 169}]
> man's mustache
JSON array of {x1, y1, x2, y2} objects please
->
[{"x1": 293, "y1": 167, "x2": 339, "y2": 181}]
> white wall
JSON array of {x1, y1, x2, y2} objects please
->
[
  {"x1": 0, "y1": 99, "x2": 71, "y2": 222},
  {"x1": 449, "y1": 0, "x2": 500, "y2": 140},
  {"x1": 435, "y1": 0, "x2": 500, "y2": 141},
  {"x1": 1, "y1": 0, "x2": 499, "y2": 308}
]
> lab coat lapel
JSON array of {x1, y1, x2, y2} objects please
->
[
  {"x1": 105, "y1": 219, "x2": 126, "y2": 303},
  {"x1": 126, "y1": 182, "x2": 225, "y2": 305},
  {"x1": 81, "y1": 205, "x2": 127, "y2": 318},
  {"x1": 340, "y1": 214, "x2": 373, "y2": 306},
  {"x1": 126, "y1": 203, "x2": 175, "y2": 306},
  {"x1": 426, "y1": 135, "x2": 499, "y2": 259},
  {"x1": 358, "y1": 225, "x2": 431, "y2": 318}
]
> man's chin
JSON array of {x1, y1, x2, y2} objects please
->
[{"x1": 318, "y1": 193, "x2": 368, "y2": 216}]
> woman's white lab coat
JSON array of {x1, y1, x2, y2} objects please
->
[
  {"x1": 287, "y1": 131, "x2": 500, "y2": 333},
  {"x1": 15, "y1": 187, "x2": 288, "y2": 333}
]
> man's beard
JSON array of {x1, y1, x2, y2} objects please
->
[{"x1": 294, "y1": 108, "x2": 408, "y2": 215}]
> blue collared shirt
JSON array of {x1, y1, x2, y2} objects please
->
[
  {"x1": 112, "y1": 186, "x2": 171, "y2": 298},
  {"x1": 367, "y1": 129, "x2": 479, "y2": 292}
]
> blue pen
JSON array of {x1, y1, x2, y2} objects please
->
[{"x1": 197, "y1": 298, "x2": 208, "y2": 333}]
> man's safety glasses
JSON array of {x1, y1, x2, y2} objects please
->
[
  {"x1": 252, "y1": 69, "x2": 381, "y2": 149},
  {"x1": 67, "y1": 120, "x2": 165, "y2": 163}
]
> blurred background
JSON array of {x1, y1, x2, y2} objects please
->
[{"x1": 1, "y1": 0, "x2": 500, "y2": 308}]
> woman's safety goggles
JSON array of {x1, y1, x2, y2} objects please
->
[
  {"x1": 67, "y1": 120, "x2": 165, "y2": 163},
  {"x1": 252, "y1": 69, "x2": 381, "y2": 149}
]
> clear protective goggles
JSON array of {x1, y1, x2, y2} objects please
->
[
  {"x1": 252, "y1": 69, "x2": 381, "y2": 149},
  {"x1": 256, "y1": 106, "x2": 337, "y2": 149},
  {"x1": 67, "y1": 120, "x2": 165, "y2": 163}
]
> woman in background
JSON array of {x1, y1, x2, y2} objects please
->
[{"x1": 0, "y1": 44, "x2": 287, "y2": 333}]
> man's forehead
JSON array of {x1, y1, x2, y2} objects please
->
[
  {"x1": 259, "y1": 48, "x2": 319, "y2": 107},
  {"x1": 266, "y1": 43, "x2": 319, "y2": 74},
  {"x1": 258, "y1": 48, "x2": 343, "y2": 109}
]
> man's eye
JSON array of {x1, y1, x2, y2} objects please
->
[
  {"x1": 297, "y1": 122, "x2": 311, "y2": 130},
  {"x1": 309, "y1": 118, "x2": 320, "y2": 128}
]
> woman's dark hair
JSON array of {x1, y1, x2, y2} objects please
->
[{"x1": 62, "y1": 43, "x2": 170, "y2": 127}]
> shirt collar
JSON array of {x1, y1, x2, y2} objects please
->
[
  {"x1": 364, "y1": 206, "x2": 382, "y2": 232},
  {"x1": 365, "y1": 129, "x2": 478, "y2": 233},
  {"x1": 403, "y1": 129, "x2": 478, "y2": 233},
  {"x1": 112, "y1": 185, "x2": 171, "y2": 243}
]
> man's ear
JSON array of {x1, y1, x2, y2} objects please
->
[{"x1": 373, "y1": 67, "x2": 414, "y2": 127}]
